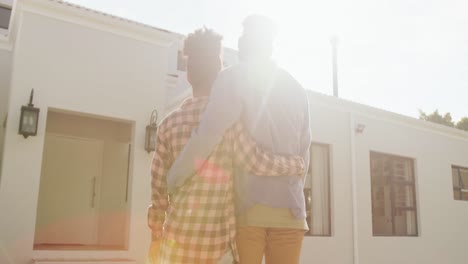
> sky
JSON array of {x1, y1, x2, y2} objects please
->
[{"x1": 67, "y1": 0, "x2": 468, "y2": 121}]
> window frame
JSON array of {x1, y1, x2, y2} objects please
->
[
  {"x1": 304, "y1": 142, "x2": 332, "y2": 237},
  {"x1": 452, "y1": 165, "x2": 468, "y2": 201},
  {"x1": 370, "y1": 151, "x2": 419, "y2": 237},
  {"x1": 176, "y1": 50, "x2": 187, "y2": 72}
]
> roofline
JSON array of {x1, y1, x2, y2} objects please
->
[
  {"x1": 11, "y1": 0, "x2": 181, "y2": 47},
  {"x1": 9, "y1": 0, "x2": 464, "y2": 142},
  {"x1": 307, "y1": 90, "x2": 468, "y2": 141},
  {"x1": 223, "y1": 46, "x2": 238, "y2": 54},
  {"x1": 162, "y1": 88, "x2": 468, "y2": 142},
  {"x1": 47, "y1": 0, "x2": 181, "y2": 36}
]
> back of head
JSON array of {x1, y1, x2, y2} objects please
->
[
  {"x1": 238, "y1": 15, "x2": 278, "y2": 61},
  {"x1": 184, "y1": 27, "x2": 223, "y2": 91}
]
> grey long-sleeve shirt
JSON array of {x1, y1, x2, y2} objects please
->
[{"x1": 167, "y1": 60, "x2": 311, "y2": 218}]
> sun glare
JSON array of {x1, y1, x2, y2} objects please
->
[{"x1": 239, "y1": 0, "x2": 357, "y2": 93}]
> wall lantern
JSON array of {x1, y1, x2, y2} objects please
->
[
  {"x1": 145, "y1": 110, "x2": 158, "y2": 153},
  {"x1": 18, "y1": 89, "x2": 40, "y2": 138},
  {"x1": 355, "y1": 123, "x2": 366, "y2": 134}
]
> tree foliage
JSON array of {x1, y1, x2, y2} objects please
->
[
  {"x1": 456, "y1": 117, "x2": 468, "y2": 131},
  {"x1": 418, "y1": 109, "x2": 455, "y2": 127},
  {"x1": 419, "y1": 109, "x2": 468, "y2": 132}
]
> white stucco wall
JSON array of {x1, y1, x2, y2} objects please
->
[
  {"x1": 0, "y1": 2, "x2": 174, "y2": 263},
  {"x1": 302, "y1": 92, "x2": 468, "y2": 264},
  {"x1": 352, "y1": 113, "x2": 468, "y2": 264}
]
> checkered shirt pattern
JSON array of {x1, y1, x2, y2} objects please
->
[{"x1": 149, "y1": 96, "x2": 305, "y2": 264}]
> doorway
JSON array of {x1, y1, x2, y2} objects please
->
[{"x1": 34, "y1": 109, "x2": 133, "y2": 250}]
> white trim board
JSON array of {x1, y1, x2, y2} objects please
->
[{"x1": 16, "y1": 0, "x2": 177, "y2": 47}]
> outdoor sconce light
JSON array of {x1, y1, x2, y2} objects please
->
[
  {"x1": 145, "y1": 109, "x2": 158, "y2": 153},
  {"x1": 19, "y1": 89, "x2": 40, "y2": 138},
  {"x1": 355, "y1": 123, "x2": 366, "y2": 134}
]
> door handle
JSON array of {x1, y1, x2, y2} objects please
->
[{"x1": 91, "y1": 176, "x2": 97, "y2": 208}]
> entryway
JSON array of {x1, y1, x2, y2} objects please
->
[{"x1": 34, "y1": 109, "x2": 133, "y2": 250}]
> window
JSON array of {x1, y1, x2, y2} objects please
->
[
  {"x1": 304, "y1": 143, "x2": 331, "y2": 236},
  {"x1": 370, "y1": 152, "x2": 418, "y2": 236},
  {"x1": 0, "y1": 5, "x2": 11, "y2": 30},
  {"x1": 452, "y1": 166, "x2": 468, "y2": 201}
]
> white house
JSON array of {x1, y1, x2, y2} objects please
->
[{"x1": 1, "y1": 1, "x2": 467, "y2": 264}]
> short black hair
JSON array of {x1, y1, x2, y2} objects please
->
[{"x1": 183, "y1": 27, "x2": 223, "y2": 87}]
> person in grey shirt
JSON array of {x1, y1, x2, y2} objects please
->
[{"x1": 167, "y1": 15, "x2": 311, "y2": 264}]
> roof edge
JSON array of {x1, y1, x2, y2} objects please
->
[
  {"x1": 15, "y1": 0, "x2": 180, "y2": 47},
  {"x1": 307, "y1": 90, "x2": 468, "y2": 141}
]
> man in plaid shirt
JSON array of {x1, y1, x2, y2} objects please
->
[{"x1": 148, "y1": 28, "x2": 305, "y2": 264}]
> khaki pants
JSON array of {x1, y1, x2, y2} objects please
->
[
  {"x1": 148, "y1": 240, "x2": 234, "y2": 264},
  {"x1": 236, "y1": 226, "x2": 304, "y2": 264}
]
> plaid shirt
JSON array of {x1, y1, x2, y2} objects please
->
[{"x1": 149, "y1": 97, "x2": 305, "y2": 264}]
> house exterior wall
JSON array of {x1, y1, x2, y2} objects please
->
[
  {"x1": 0, "y1": 1, "x2": 174, "y2": 263},
  {"x1": 352, "y1": 112, "x2": 468, "y2": 264},
  {"x1": 303, "y1": 92, "x2": 468, "y2": 264}
]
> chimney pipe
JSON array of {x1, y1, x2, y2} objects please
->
[{"x1": 330, "y1": 36, "x2": 339, "y2": 97}]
